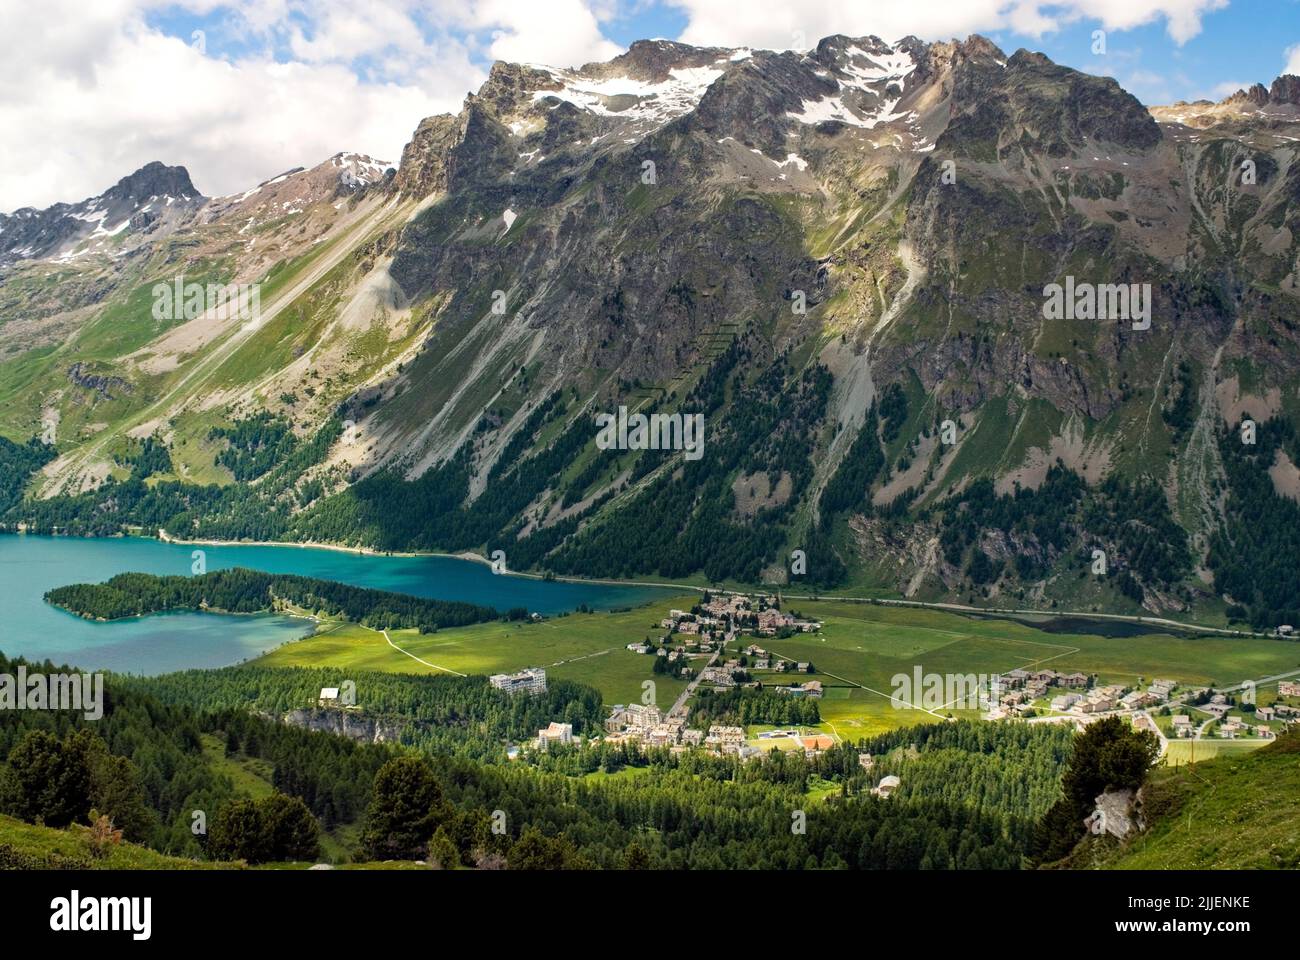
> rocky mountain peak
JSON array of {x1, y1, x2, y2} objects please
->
[
  {"x1": 1269, "y1": 74, "x2": 1300, "y2": 104},
  {"x1": 102, "y1": 161, "x2": 200, "y2": 205},
  {"x1": 0, "y1": 160, "x2": 205, "y2": 264},
  {"x1": 1224, "y1": 82, "x2": 1270, "y2": 106}
]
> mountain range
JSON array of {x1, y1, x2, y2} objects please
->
[{"x1": 3, "y1": 33, "x2": 1300, "y2": 627}]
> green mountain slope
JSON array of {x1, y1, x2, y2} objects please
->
[
  {"x1": 1075, "y1": 730, "x2": 1300, "y2": 869},
  {"x1": 5, "y1": 35, "x2": 1300, "y2": 623}
]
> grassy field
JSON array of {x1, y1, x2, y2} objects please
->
[
  {"x1": 1162, "y1": 739, "x2": 1270, "y2": 766},
  {"x1": 255, "y1": 598, "x2": 696, "y2": 707}
]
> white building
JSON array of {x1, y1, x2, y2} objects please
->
[
  {"x1": 536, "y1": 722, "x2": 573, "y2": 750},
  {"x1": 489, "y1": 667, "x2": 548, "y2": 696}
]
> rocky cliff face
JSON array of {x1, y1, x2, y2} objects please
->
[{"x1": 284, "y1": 707, "x2": 405, "y2": 744}]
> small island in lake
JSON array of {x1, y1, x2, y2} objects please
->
[{"x1": 45, "y1": 568, "x2": 503, "y2": 634}]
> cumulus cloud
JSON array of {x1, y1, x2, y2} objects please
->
[
  {"x1": 0, "y1": 0, "x2": 623, "y2": 211},
  {"x1": 668, "y1": 0, "x2": 1227, "y2": 50},
  {"x1": 1285, "y1": 42, "x2": 1300, "y2": 77}
]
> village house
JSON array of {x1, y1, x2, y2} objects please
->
[
  {"x1": 1171, "y1": 715, "x2": 1194, "y2": 737},
  {"x1": 1278, "y1": 680, "x2": 1300, "y2": 698},
  {"x1": 705, "y1": 725, "x2": 746, "y2": 747},
  {"x1": 605, "y1": 702, "x2": 664, "y2": 737},
  {"x1": 536, "y1": 722, "x2": 573, "y2": 750},
  {"x1": 646, "y1": 725, "x2": 679, "y2": 747},
  {"x1": 756, "y1": 608, "x2": 795, "y2": 634},
  {"x1": 700, "y1": 666, "x2": 735, "y2": 687},
  {"x1": 1257, "y1": 706, "x2": 1276, "y2": 722},
  {"x1": 1120, "y1": 690, "x2": 1160, "y2": 710},
  {"x1": 781, "y1": 680, "x2": 823, "y2": 698},
  {"x1": 1051, "y1": 693, "x2": 1082, "y2": 712},
  {"x1": 1076, "y1": 696, "x2": 1114, "y2": 714}
]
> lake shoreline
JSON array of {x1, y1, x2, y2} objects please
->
[{"x1": 152, "y1": 528, "x2": 694, "y2": 593}]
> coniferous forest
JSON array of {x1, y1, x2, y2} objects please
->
[{"x1": 0, "y1": 649, "x2": 1095, "y2": 870}]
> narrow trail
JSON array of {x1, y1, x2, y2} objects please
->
[{"x1": 373, "y1": 625, "x2": 466, "y2": 677}]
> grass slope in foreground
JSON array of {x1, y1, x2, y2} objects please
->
[
  {"x1": 1076, "y1": 731, "x2": 1300, "y2": 869},
  {"x1": 0, "y1": 813, "x2": 225, "y2": 870}
]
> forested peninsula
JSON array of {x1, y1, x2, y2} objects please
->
[{"x1": 45, "y1": 568, "x2": 501, "y2": 633}]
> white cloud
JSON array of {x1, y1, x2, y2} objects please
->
[
  {"x1": 444, "y1": 0, "x2": 623, "y2": 67},
  {"x1": 668, "y1": 0, "x2": 1227, "y2": 50},
  {"x1": 1209, "y1": 79, "x2": 1251, "y2": 99},
  {"x1": 1285, "y1": 43, "x2": 1300, "y2": 77},
  {"x1": 0, "y1": 0, "x2": 623, "y2": 211}
]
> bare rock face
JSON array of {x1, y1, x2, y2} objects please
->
[
  {"x1": 1084, "y1": 787, "x2": 1145, "y2": 840},
  {"x1": 1269, "y1": 74, "x2": 1300, "y2": 105},
  {"x1": 392, "y1": 115, "x2": 461, "y2": 198},
  {"x1": 284, "y1": 707, "x2": 404, "y2": 744},
  {"x1": 1225, "y1": 83, "x2": 1270, "y2": 106}
]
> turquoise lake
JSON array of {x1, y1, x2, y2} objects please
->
[{"x1": 0, "y1": 536, "x2": 669, "y2": 675}]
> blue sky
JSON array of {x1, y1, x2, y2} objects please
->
[
  {"x1": 142, "y1": 0, "x2": 1300, "y2": 105},
  {"x1": 3, "y1": 0, "x2": 1299, "y2": 209}
]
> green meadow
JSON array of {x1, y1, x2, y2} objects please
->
[
  {"x1": 255, "y1": 598, "x2": 696, "y2": 707},
  {"x1": 1162, "y1": 739, "x2": 1268, "y2": 766}
]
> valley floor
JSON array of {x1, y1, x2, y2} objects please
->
[{"x1": 254, "y1": 593, "x2": 1300, "y2": 747}]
